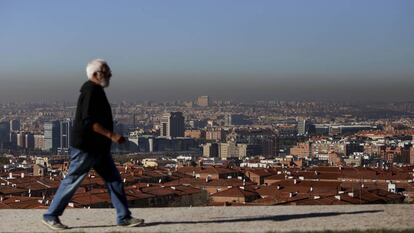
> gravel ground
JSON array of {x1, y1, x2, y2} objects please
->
[{"x1": 0, "y1": 204, "x2": 413, "y2": 233}]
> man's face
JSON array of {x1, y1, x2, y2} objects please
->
[{"x1": 97, "y1": 64, "x2": 112, "y2": 88}]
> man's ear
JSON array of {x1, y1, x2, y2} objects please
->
[{"x1": 93, "y1": 72, "x2": 101, "y2": 81}]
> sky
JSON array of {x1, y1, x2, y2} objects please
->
[{"x1": 0, "y1": 0, "x2": 413, "y2": 103}]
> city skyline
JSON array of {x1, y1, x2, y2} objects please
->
[
  {"x1": 1, "y1": 90, "x2": 414, "y2": 212},
  {"x1": 0, "y1": 0, "x2": 413, "y2": 102}
]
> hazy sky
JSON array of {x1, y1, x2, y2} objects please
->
[{"x1": 0, "y1": 0, "x2": 413, "y2": 103}]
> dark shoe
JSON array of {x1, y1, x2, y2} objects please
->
[
  {"x1": 118, "y1": 217, "x2": 145, "y2": 227},
  {"x1": 42, "y1": 218, "x2": 69, "y2": 230}
]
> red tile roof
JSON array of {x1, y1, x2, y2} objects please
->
[{"x1": 211, "y1": 186, "x2": 260, "y2": 199}]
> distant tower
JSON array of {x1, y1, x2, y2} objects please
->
[
  {"x1": 16, "y1": 132, "x2": 26, "y2": 148},
  {"x1": 196, "y1": 96, "x2": 210, "y2": 107},
  {"x1": 297, "y1": 119, "x2": 311, "y2": 136},
  {"x1": 0, "y1": 121, "x2": 10, "y2": 149},
  {"x1": 58, "y1": 119, "x2": 72, "y2": 154},
  {"x1": 25, "y1": 133, "x2": 35, "y2": 149},
  {"x1": 160, "y1": 112, "x2": 185, "y2": 138},
  {"x1": 43, "y1": 121, "x2": 60, "y2": 153},
  {"x1": 149, "y1": 138, "x2": 154, "y2": 153},
  {"x1": 9, "y1": 119, "x2": 20, "y2": 132},
  {"x1": 9, "y1": 132, "x2": 17, "y2": 148},
  {"x1": 34, "y1": 134, "x2": 44, "y2": 150}
]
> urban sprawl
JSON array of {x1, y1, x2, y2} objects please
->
[{"x1": 1, "y1": 97, "x2": 414, "y2": 208}]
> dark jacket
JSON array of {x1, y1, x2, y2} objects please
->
[{"x1": 70, "y1": 80, "x2": 113, "y2": 153}]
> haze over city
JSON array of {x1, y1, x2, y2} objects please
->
[{"x1": 0, "y1": 0, "x2": 413, "y2": 102}]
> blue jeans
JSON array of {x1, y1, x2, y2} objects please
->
[{"x1": 43, "y1": 147, "x2": 131, "y2": 224}]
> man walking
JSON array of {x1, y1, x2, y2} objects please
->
[{"x1": 42, "y1": 59, "x2": 144, "y2": 230}]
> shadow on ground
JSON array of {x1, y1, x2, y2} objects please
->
[{"x1": 70, "y1": 209, "x2": 383, "y2": 229}]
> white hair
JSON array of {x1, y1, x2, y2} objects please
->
[{"x1": 86, "y1": 59, "x2": 108, "y2": 80}]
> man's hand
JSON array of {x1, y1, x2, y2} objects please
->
[
  {"x1": 92, "y1": 123, "x2": 126, "y2": 144},
  {"x1": 110, "y1": 133, "x2": 126, "y2": 144}
]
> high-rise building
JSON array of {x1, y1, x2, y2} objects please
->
[
  {"x1": 219, "y1": 141, "x2": 238, "y2": 159},
  {"x1": 9, "y1": 119, "x2": 20, "y2": 132},
  {"x1": 206, "y1": 128, "x2": 226, "y2": 141},
  {"x1": 16, "y1": 132, "x2": 25, "y2": 148},
  {"x1": 297, "y1": 119, "x2": 311, "y2": 135},
  {"x1": 43, "y1": 121, "x2": 60, "y2": 152},
  {"x1": 58, "y1": 119, "x2": 72, "y2": 154},
  {"x1": 0, "y1": 121, "x2": 10, "y2": 149},
  {"x1": 34, "y1": 134, "x2": 44, "y2": 150},
  {"x1": 25, "y1": 133, "x2": 35, "y2": 149},
  {"x1": 9, "y1": 132, "x2": 17, "y2": 149},
  {"x1": 160, "y1": 112, "x2": 185, "y2": 138},
  {"x1": 202, "y1": 143, "x2": 219, "y2": 157},
  {"x1": 196, "y1": 96, "x2": 210, "y2": 107}
]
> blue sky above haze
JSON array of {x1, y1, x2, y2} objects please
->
[{"x1": 0, "y1": 0, "x2": 413, "y2": 102}]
